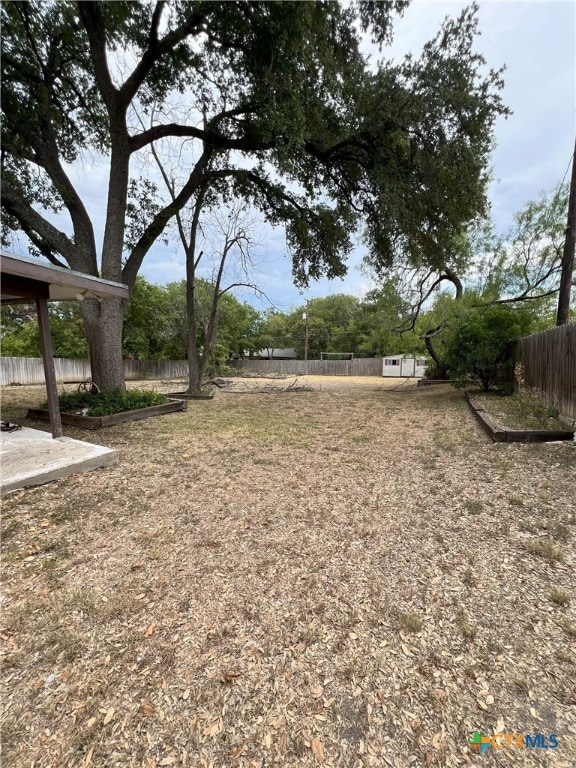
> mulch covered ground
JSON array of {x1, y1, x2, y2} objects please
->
[{"x1": 1, "y1": 377, "x2": 575, "y2": 768}]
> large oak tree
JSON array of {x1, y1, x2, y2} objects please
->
[{"x1": 1, "y1": 0, "x2": 506, "y2": 390}]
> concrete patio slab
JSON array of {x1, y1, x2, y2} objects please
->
[{"x1": 1, "y1": 426, "x2": 117, "y2": 495}]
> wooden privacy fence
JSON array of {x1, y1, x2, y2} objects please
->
[
  {"x1": 123, "y1": 359, "x2": 188, "y2": 381},
  {"x1": 1, "y1": 355, "x2": 383, "y2": 383},
  {"x1": 1, "y1": 356, "x2": 91, "y2": 386},
  {"x1": 0, "y1": 356, "x2": 188, "y2": 386},
  {"x1": 514, "y1": 324, "x2": 576, "y2": 420},
  {"x1": 229, "y1": 357, "x2": 384, "y2": 376}
]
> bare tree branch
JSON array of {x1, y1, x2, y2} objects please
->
[{"x1": 122, "y1": 149, "x2": 212, "y2": 286}]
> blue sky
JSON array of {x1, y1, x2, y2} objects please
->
[{"x1": 7, "y1": 1, "x2": 576, "y2": 314}]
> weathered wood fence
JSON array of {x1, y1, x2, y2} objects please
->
[
  {"x1": 514, "y1": 324, "x2": 576, "y2": 420},
  {"x1": 123, "y1": 359, "x2": 188, "y2": 381},
  {"x1": 229, "y1": 357, "x2": 383, "y2": 376},
  {"x1": 0, "y1": 356, "x2": 188, "y2": 386},
  {"x1": 1, "y1": 355, "x2": 386, "y2": 384}
]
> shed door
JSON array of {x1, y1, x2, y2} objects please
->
[{"x1": 400, "y1": 358, "x2": 415, "y2": 377}]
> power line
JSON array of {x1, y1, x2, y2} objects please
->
[{"x1": 560, "y1": 150, "x2": 575, "y2": 187}]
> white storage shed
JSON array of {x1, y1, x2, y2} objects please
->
[{"x1": 382, "y1": 355, "x2": 428, "y2": 378}]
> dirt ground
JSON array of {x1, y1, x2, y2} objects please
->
[{"x1": 1, "y1": 377, "x2": 575, "y2": 768}]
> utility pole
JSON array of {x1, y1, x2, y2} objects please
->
[
  {"x1": 303, "y1": 301, "x2": 309, "y2": 374},
  {"x1": 556, "y1": 135, "x2": 576, "y2": 325}
]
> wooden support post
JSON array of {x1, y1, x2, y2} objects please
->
[
  {"x1": 36, "y1": 297, "x2": 63, "y2": 438},
  {"x1": 303, "y1": 301, "x2": 309, "y2": 375},
  {"x1": 557, "y1": 134, "x2": 576, "y2": 325}
]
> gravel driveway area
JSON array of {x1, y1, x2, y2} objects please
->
[{"x1": 1, "y1": 377, "x2": 575, "y2": 767}]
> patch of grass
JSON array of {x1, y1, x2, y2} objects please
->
[
  {"x1": 485, "y1": 638, "x2": 504, "y2": 655},
  {"x1": 548, "y1": 520, "x2": 570, "y2": 542},
  {"x1": 462, "y1": 567, "x2": 477, "y2": 587},
  {"x1": 549, "y1": 588, "x2": 570, "y2": 607},
  {"x1": 456, "y1": 610, "x2": 477, "y2": 641},
  {"x1": 1, "y1": 377, "x2": 574, "y2": 765},
  {"x1": 97, "y1": 592, "x2": 145, "y2": 621},
  {"x1": 515, "y1": 391, "x2": 562, "y2": 426},
  {"x1": 48, "y1": 629, "x2": 86, "y2": 663},
  {"x1": 431, "y1": 432, "x2": 461, "y2": 455},
  {"x1": 559, "y1": 618, "x2": 576, "y2": 637},
  {"x1": 519, "y1": 518, "x2": 539, "y2": 534},
  {"x1": 522, "y1": 538, "x2": 563, "y2": 562},
  {"x1": 169, "y1": 404, "x2": 322, "y2": 447},
  {"x1": 0, "y1": 717, "x2": 25, "y2": 764},
  {"x1": 39, "y1": 554, "x2": 66, "y2": 574},
  {"x1": 50, "y1": 503, "x2": 79, "y2": 523},
  {"x1": 391, "y1": 609, "x2": 423, "y2": 633},
  {"x1": 512, "y1": 676, "x2": 530, "y2": 696},
  {"x1": 6, "y1": 589, "x2": 96, "y2": 661},
  {"x1": 464, "y1": 499, "x2": 483, "y2": 515},
  {"x1": 476, "y1": 391, "x2": 567, "y2": 431},
  {"x1": 38, "y1": 537, "x2": 70, "y2": 557},
  {"x1": 1, "y1": 517, "x2": 22, "y2": 540}
]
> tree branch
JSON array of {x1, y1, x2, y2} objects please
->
[
  {"x1": 26, "y1": 229, "x2": 70, "y2": 269},
  {"x1": 483, "y1": 289, "x2": 559, "y2": 305},
  {"x1": 1, "y1": 179, "x2": 77, "y2": 266},
  {"x1": 76, "y1": 1, "x2": 118, "y2": 112},
  {"x1": 129, "y1": 121, "x2": 274, "y2": 154},
  {"x1": 119, "y1": 6, "x2": 208, "y2": 106},
  {"x1": 122, "y1": 150, "x2": 212, "y2": 287},
  {"x1": 209, "y1": 168, "x2": 308, "y2": 215}
]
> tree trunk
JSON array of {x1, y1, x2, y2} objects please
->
[
  {"x1": 187, "y1": 351, "x2": 203, "y2": 392},
  {"x1": 186, "y1": 280, "x2": 204, "y2": 393},
  {"x1": 423, "y1": 327, "x2": 447, "y2": 378},
  {"x1": 82, "y1": 298, "x2": 126, "y2": 392},
  {"x1": 184, "y1": 186, "x2": 206, "y2": 394},
  {"x1": 186, "y1": 314, "x2": 218, "y2": 392}
]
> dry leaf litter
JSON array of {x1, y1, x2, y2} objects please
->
[{"x1": 1, "y1": 377, "x2": 575, "y2": 768}]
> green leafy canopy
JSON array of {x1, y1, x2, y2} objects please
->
[{"x1": 1, "y1": 0, "x2": 508, "y2": 390}]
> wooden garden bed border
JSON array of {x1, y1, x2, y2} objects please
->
[
  {"x1": 465, "y1": 393, "x2": 574, "y2": 443},
  {"x1": 26, "y1": 398, "x2": 186, "y2": 430},
  {"x1": 417, "y1": 379, "x2": 453, "y2": 387},
  {"x1": 165, "y1": 391, "x2": 215, "y2": 400}
]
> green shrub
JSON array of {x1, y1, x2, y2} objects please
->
[
  {"x1": 443, "y1": 305, "x2": 534, "y2": 391},
  {"x1": 44, "y1": 389, "x2": 170, "y2": 417}
]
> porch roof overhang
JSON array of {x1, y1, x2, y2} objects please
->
[
  {"x1": 1, "y1": 252, "x2": 129, "y2": 303},
  {"x1": 1, "y1": 252, "x2": 129, "y2": 441}
]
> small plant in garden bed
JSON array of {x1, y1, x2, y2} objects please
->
[
  {"x1": 475, "y1": 391, "x2": 567, "y2": 431},
  {"x1": 43, "y1": 390, "x2": 170, "y2": 417}
]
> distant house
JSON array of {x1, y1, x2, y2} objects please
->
[
  {"x1": 250, "y1": 348, "x2": 298, "y2": 360},
  {"x1": 382, "y1": 354, "x2": 428, "y2": 378}
]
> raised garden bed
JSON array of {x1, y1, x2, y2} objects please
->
[
  {"x1": 165, "y1": 390, "x2": 215, "y2": 400},
  {"x1": 417, "y1": 379, "x2": 453, "y2": 387},
  {"x1": 27, "y1": 398, "x2": 186, "y2": 430},
  {"x1": 465, "y1": 392, "x2": 574, "y2": 443}
]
